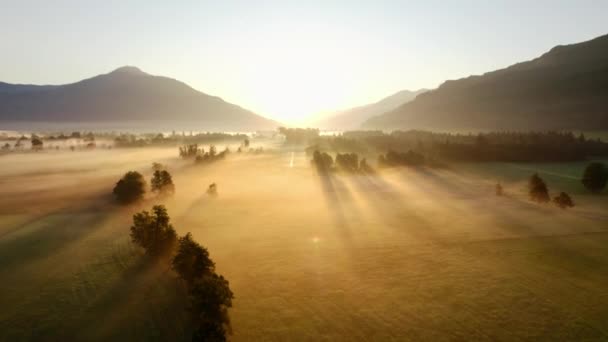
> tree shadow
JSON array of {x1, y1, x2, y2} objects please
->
[
  {"x1": 345, "y1": 172, "x2": 443, "y2": 244},
  {"x1": 314, "y1": 170, "x2": 354, "y2": 240}
]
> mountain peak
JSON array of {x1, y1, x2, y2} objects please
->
[{"x1": 110, "y1": 66, "x2": 146, "y2": 75}]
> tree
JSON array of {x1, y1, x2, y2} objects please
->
[
  {"x1": 359, "y1": 158, "x2": 374, "y2": 174},
  {"x1": 335, "y1": 153, "x2": 359, "y2": 172},
  {"x1": 152, "y1": 162, "x2": 165, "y2": 171},
  {"x1": 172, "y1": 233, "x2": 215, "y2": 285},
  {"x1": 189, "y1": 273, "x2": 234, "y2": 342},
  {"x1": 113, "y1": 171, "x2": 146, "y2": 204},
  {"x1": 553, "y1": 192, "x2": 574, "y2": 209},
  {"x1": 130, "y1": 205, "x2": 177, "y2": 256},
  {"x1": 207, "y1": 183, "x2": 218, "y2": 197},
  {"x1": 243, "y1": 138, "x2": 250, "y2": 148},
  {"x1": 528, "y1": 173, "x2": 550, "y2": 203},
  {"x1": 312, "y1": 150, "x2": 333, "y2": 172},
  {"x1": 582, "y1": 162, "x2": 608, "y2": 193},
  {"x1": 151, "y1": 170, "x2": 175, "y2": 194},
  {"x1": 31, "y1": 136, "x2": 43, "y2": 150}
]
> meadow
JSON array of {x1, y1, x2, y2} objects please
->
[{"x1": 1, "y1": 147, "x2": 608, "y2": 341}]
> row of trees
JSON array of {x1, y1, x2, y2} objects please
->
[
  {"x1": 113, "y1": 166, "x2": 175, "y2": 204},
  {"x1": 130, "y1": 205, "x2": 233, "y2": 341},
  {"x1": 377, "y1": 150, "x2": 426, "y2": 168},
  {"x1": 279, "y1": 127, "x2": 320, "y2": 145},
  {"x1": 114, "y1": 132, "x2": 248, "y2": 148},
  {"x1": 311, "y1": 150, "x2": 373, "y2": 174},
  {"x1": 307, "y1": 130, "x2": 608, "y2": 163},
  {"x1": 528, "y1": 173, "x2": 574, "y2": 209}
]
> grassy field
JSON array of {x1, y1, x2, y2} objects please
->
[{"x1": 1, "y1": 148, "x2": 608, "y2": 341}]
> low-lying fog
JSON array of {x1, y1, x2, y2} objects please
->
[{"x1": 1, "y1": 146, "x2": 608, "y2": 340}]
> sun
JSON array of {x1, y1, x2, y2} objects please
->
[{"x1": 233, "y1": 30, "x2": 362, "y2": 125}]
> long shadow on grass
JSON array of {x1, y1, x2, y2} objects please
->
[
  {"x1": 75, "y1": 253, "x2": 191, "y2": 341},
  {"x1": 314, "y1": 169, "x2": 354, "y2": 240},
  {"x1": 345, "y1": 171, "x2": 443, "y2": 243}
]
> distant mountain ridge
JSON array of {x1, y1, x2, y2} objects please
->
[
  {"x1": 315, "y1": 89, "x2": 426, "y2": 130},
  {"x1": 364, "y1": 33, "x2": 608, "y2": 131},
  {"x1": 0, "y1": 66, "x2": 278, "y2": 131}
]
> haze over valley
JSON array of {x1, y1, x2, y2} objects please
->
[{"x1": 2, "y1": 2, "x2": 608, "y2": 341}]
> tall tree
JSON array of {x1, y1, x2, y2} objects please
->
[
  {"x1": 130, "y1": 205, "x2": 177, "y2": 256},
  {"x1": 528, "y1": 173, "x2": 550, "y2": 203},
  {"x1": 113, "y1": 171, "x2": 146, "y2": 204},
  {"x1": 582, "y1": 162, "x2": 608, "y2": 193},
  {"x1": 172, "y1": 233, "x2": 215, "y2": 285},
  {"x1": 151, "y1": 170, "x2": 175, "y2": 194}
]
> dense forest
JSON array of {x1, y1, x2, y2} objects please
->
[{"x1": 307, "y1": 130, "x2": 608, "y2": 162}]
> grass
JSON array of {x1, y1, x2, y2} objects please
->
[{"x1": 1, "y1": 148, "x2": 608, "y2": 341}]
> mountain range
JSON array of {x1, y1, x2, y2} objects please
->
[
  {"x1": 0, "y1": 66, "x2": 278, "y2": 131},
  {"x1": 314, "y1": 89, "x2": 426, "y2": 130},
  {"x1": 364, "y1": 33, "x2": 608, "y2": 131}
]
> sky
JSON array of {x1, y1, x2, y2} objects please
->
[{"x1": 1, "y1": 0, "x2": 607, "y2": 124}]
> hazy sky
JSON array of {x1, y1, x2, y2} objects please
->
[{"x1": 2, "y1": 1, "x2": 607, "y2": 123}]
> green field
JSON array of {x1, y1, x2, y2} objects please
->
[{"x1": 1, "y1": 149, "x2": 608, "y2": 341}]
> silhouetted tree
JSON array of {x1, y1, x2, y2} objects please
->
[
  {"x1": 172, "y1": 233, "x2": 215, "y2": 285},
  {"x1": 312, "y1": 150, "x2": 333, "y2": 172},
  {"x1": 528, "y1": 173, "x2": 550, "y2": 203},
  {"x1": 31, "y1": 136, "x2": 43, "y2": 150},
  {"x1": 152, "y1": 162, "x2": 165, "y2": 171},
  {"x1": 378, "y1": 150, "x2": 425, "y2": 168},
  {"x1": 151, "y1": 170, "x2": 175, "y2": 195},
  {"x1": 189, "y1": 273, "x2": 234, "y2": 342},
  {"x1": 1, "y1": 142, "x2": 10, "y2": 151},
  {"x1": 113, "y1": 171, "x2": 146, "y2": 204},
  {"x1": 335, "y1": 153, "x2": 359, "y2": 172},
  {"x1": 582, "y1": 162, "x2": 608, "y2": 193},
  {"x1": 130, "y1": 205, "x2": 177, "y2": 256},
  {"x1": 359, "y1": 158, "x2": 374, "y2": 174},
  {"x1": 553, "y1": 192, "x2": 574, "y2": 209},
  {"x1": 243, "y1": 139, "x2": 250, "y2": 148},
  {"x1": 207, "y1": 183, "x2": 218, "y2": 196}
]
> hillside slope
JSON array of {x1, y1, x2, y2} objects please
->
[
  {"x1": 364, "y1": 34, "x2": 608, "y2": 131},
  {"x1": 316, "y1": 89, "x2": 426, "y2": 130},
  {"x1": 0, "y1": 66, "x2": 277, "y2": 131}
]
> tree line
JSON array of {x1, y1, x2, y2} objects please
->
[
  {"x1": 130, "y1": 205, "x2": 233, "y2": 341},
  {"x1": 311, "y1": 150, "x2": 373, "y2": 174},
  {"x1": 307, "y1": 130, "x2": 608, "y2": 163}
]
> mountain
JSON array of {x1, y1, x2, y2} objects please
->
[
  {"x1": 364, "y1": 34, "x2": 608, "y2": 131},
  {"x1": 0, "y1": 66, "x2": 278, "y2": 131},
  {"x1": 315, "y1": 89, "x2": 426, "y2": 130}
]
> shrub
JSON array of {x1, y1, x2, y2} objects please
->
[
  {"x1": 113, "y1": 171, "x2": 146, "y2": 204},
  {"x1": 528, "y1": 173, "x2": 550, "y2": 203},
  {"x1": 130, "y1": 205, "x2": 177, "y2": 256},
  {"x1": 582, "y1": 162, "x2": 608, "y2": 193},
  {"x1": 553, "y1": 192, "x2": 574, "y2": 209}
]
